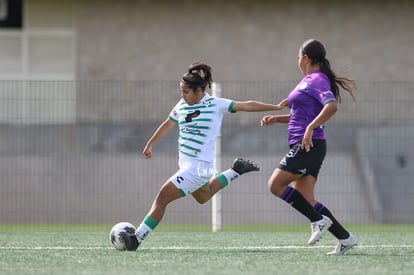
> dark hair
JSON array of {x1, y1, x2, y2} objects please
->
[
  {"x1": 181, "y1": 61, "x2": 213, "y2": 92},
  {"x1": 301, "y1": 39, "x2": 356, "y2": 103}
]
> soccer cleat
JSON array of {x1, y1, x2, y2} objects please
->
[
  {"x1": 231, "y1": 158, "x2": 260, "y2": 175},
  {"x1": 119, "y1": 231, "x2": 140, "y2": 251},
  {"x1": 327, "y1": 232, "x2": 358, "y2": 255},
  {"x1": 308, "y1": 215, "x2": 333, "y2": 245}
]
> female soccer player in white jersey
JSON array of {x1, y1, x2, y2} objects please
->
[
  {"x1": 120, "y1": 61, "x2": 287, "y2": 250},
  {"x1": 261, "y1": 39, "x2": 357, "y2": 255}
]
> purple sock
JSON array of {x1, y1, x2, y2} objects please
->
[
  {"x1": 280, "y1": 186, "x2": 322, "y2": 222},
  {"x1": 313, "y1": 201, "x2": 350, "y2": 239}
]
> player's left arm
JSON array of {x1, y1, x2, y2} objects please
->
[
  {"x1": 302, "y1": 101, "x2": 337, "y2": 152},
  {"x1": 232, "y1": 98, "x2": 288, "y2": 112},
  {"x1": 143, "y1": 118, "x2": 175, "y2": 159}
]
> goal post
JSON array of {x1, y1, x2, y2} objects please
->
[{"x1": 211, "y1": 82, "x2": 222, "y2": 232}]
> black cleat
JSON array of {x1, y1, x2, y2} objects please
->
[
  {"x1": 119, "y1": 231, "x2": 140, "y2": 251},
  {"x1": 231, "y1": 158, "x2": 260, "y2": 175}
]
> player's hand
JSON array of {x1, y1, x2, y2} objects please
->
[
  {"x1": 261, "y1": 115, "x2": 278, "y2": 126},
  {"x1": 142, "y1": 146, "x2": 152, "y2": 159},
  {"x1": 301, "y1": 129, "x2": 313, "y2": 152},
  {"x1": 276, "y1": 98, "x2": 288, "y2": 110}
]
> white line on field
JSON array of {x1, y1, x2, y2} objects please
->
[{"x1": 0, "y1": 245, "x2": 413, "y2": 250}]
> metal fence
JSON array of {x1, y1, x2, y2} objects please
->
[{"x1": 0, "y1": 80, "x2": 413, "y2": 225}]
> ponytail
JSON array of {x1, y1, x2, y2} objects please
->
[
  {"x1": 181, "y1": 61, "x2": 213, "y2": 91},
  {"x1": 302, "y1": 39, "x2": 356, "y2": 103},
  {"x1": 320, "y1": 58, "x2": 356, "y2": 103}
]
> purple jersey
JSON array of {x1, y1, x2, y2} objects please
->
[{"x1": 287, "y1": 70, "x2": 336, "y2": 145}]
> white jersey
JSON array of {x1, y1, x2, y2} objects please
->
[{"x1": 169, "y1": 93, "x2": 235, "y2": 162}]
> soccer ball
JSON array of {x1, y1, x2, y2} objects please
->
[{"x1": 109, "y1": 222, "x2": 137, "y2": 251}]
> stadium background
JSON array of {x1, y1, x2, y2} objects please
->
[{"x1": 0, "y1": 0, "x2": 413, "y2": 227}]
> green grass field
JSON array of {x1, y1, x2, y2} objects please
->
[{"x1": 1, "y1": 224, "x2": 413, "y2": 275}]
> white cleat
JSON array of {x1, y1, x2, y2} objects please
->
[
  {"x1": 327, "y1": 232, "x2": 358, "y2": 255},
  {"x1": 308, "y1": 215, "x2": 332, "y2": 245}
]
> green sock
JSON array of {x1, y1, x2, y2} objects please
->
[
  {"x1": 216, "y1": 168, "x2": 240, "y2": 188},
  {"x1": 136, "y1": 215, "x2": 158, "y2": 241}
]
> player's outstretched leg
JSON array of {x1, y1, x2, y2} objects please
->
[{"x1": 231, "y1": 158, "x2": 260, "y2": 175}]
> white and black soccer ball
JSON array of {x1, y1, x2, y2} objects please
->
[{"x1": 109, "y1": 222, "x2": 137, "y2": 251}]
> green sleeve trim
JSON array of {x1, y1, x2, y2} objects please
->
[
  {"x1": 216, "y1": 174, "x2": 228, "y2": 188},
  {"x1": 228, "y1": 100, "x2": 236, "y2": 113},
  {"x1": 168, "y1": 115, "x2": 178, "y2": 123},
  {"x1": 143, "y1": 215, "x2": 159, "y2": 230}
]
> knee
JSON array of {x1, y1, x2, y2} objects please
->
[
  {"x1": 193, "y1": 194, "x2": 209, "y2": 204},
  {"x1": 195, "y1": 197, "x2": 208, "y2": 204},
  {"x1": 268, "y1": 180, "x2": 285, "y2": 197}
]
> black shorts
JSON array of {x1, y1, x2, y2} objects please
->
[{"x1": 278, "y1": 139, "x2": 327, "y2": 179}]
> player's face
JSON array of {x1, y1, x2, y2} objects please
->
[
  {"x1": 180, "y1": 82, "x2": 203, "y2": 105},
  {"x1": 298, "y1": 49, "x2": 305, "y2": 75},
  {"x1": 298, "y1": 49, "x2": 308, "y2": 75}
]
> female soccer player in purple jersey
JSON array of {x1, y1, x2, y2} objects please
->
[{"x1": 261, "y1": 39, "x2": 357, "y2": 255}]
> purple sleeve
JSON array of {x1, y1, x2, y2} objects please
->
[{"x1": 309, "y1": 75, "x2": 336, "y2": 105}]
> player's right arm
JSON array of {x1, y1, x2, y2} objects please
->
[
  {"x1": 260, "y1": 114, "x2": 290, "y2": 126},
  {"x1": 232, "y1": 98, "x2": 288, "y2": 112},
  {"x1": 143, "y1": 118, "x2": 175, "y2": 159}
]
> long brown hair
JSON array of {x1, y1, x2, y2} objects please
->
[
  {"x1": 181, "y1": 61, "x2": 213, "y2": 92},
  {"x1": 301, "y1": 39, "x2": 356, "y2": 103}
]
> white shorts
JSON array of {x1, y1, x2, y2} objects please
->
[{"x1": 169, "y1": 157, "x2": 216, "y2": 196}]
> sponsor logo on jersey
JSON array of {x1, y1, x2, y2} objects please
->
[
  {"x1": 185, "y1": 110, "x2": 201, "y2": 122},
  {"x1": 203, "y1": 98, "x2": 214, "y2": 106}
]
